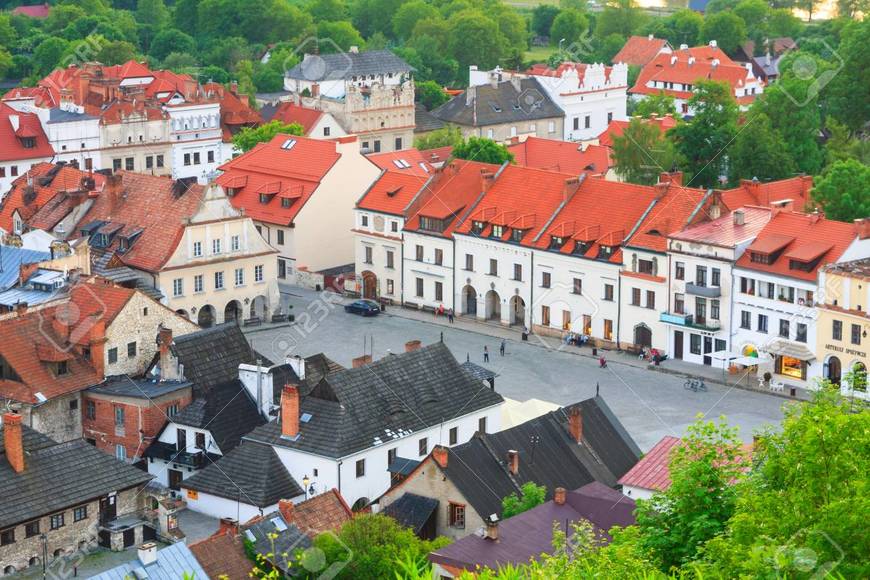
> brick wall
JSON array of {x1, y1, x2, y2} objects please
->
[{"x1": 82, "y1": 389, "x2": 193, "y2": 461}]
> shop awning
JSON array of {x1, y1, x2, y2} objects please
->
[{"x1": 762, "y1": 339, "x2": 816, "y2": 361}]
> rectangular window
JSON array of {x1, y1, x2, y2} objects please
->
[
  {"x1": 127, "y1": 341, "x2": 136, "y2": 358},
  {"x1": 324, "y1": 126, "x2": 331, "y2": 136},
  {"x1": 0, "y1": 529, "x2": 14, "y2": 546},
  {"x1": 646, "y1": 290, "x2": 655, "y2": 310},
  {"x1": 116, "y1": 444, "x2": 127, "y2": 460},
  {"x1": 356, "y1": 459, "x2": 365, "y2": 478},
  {"x1": 415, "y1": 277, "x2": 423, "y2": 298},
  {"x1": 604, "y1": 319, "x2": 613, "y2": 340},
  {"x1": 173, "y1": 278, "x2": 183, "y2": 297},
  {"x1": 193, "y1": 152, "x2": 201, "y2": 165},
  {"x1": 562, "y1": 309, "x2": 571, "y2": 331},
  {"x1": 541, "y1": 272, "x2": 551, "y2": 288},
  {"x1": 832, "y1": 320, "x2": 843, "y2": 340},
  {"x1": 638, "y1": 259, "x2": 654, "y2": 275},
  {"x1": 711, "y1": 268, "x2": 721, "y2": 287},
  {"x1": 779, "y1": 319, "x2": 790, "y2": 338},
  {"x1": 435, "y1": 249, "x2": 443, "y2": 265},
  {"x1": 212, "y1": 239, "x2": 222, "y2": 254},
  {"x1": 50, "y1": 514, "x2": 65, "y2": 530},
  {"x1": 234, "y1": 268, "x2": 244, "y2": 286},
  {"x1": 541, "y1": 305, "x2": 550, "y2": 326},
  {"x1": 418, "y1": 438, "x2": 428, "y2": 456},
  {"x1": 478, "y1": 416, "x2": 487, "y2": 434},
  {"x1": 573, "y1": 278, "x2": 582, "y2": 295},
  {"x1": 395, "y1": 137, "x2": 402, "y2": 150},
  {"x1": 690, "y1": 334, "x2": 701, "y2": 354},
  {"x1": 757, "y1": 314, "x2": 768, "y2": 333},
  {"x1": 851, "y1": 324, "x2": 862, "y2": 345},
  {"x1": 184, "y1": 153, "x2": 191, "y2": 166},
  {"x1": 604, "y1": 284, "x2": 614, "y2": 301},
  {"x1": 113, "y1": 158, "x2": 122, "y2": 171},
  {"x1": 695, "y1": 266, "x2": 707, "y2": 286},
  {"x1": 387, "y1": 447, "x2": 397, "y2": 466},
  {"x1": 194, "y1": 274, "x2": 204, "y2": 292},
  {"x1": 695, "y1": 297, "x2": 706, "y2": 323},
  {"x1": 449, "y1": 426, "x2": 458, "y2": 445},
  {"x1": 741, "y1": 310, "x2": 751, "y2": 329},
  {"x1": 214, "y1": 271, "x2": 224, "y2": 290},
  {"x1": 232, "y1": 235, "x2": 240, "y2": 251},
  {"x1": 125, "y1": 157, "x2": 134, "y2": 170},
  {"x1": 675, "y1": 293, "x2": 685, "y2": 314},
  {"x1": 166, "y1": 404, "x2": 178, "y2": 417},
  {"x1": 208, "y1": 150, "x2": 215, "y2": 163},
  {"x1": 157, "y1": 155, "x2": 164, "y2": 167},
  {"x1": 364, "y1": 246, "x2": 373, "y2": 264},
  {"x1": 25, "y1": 521, "x2": 39, "y2": 538},
  {"x1": 584, "y1": 115, "x2": 591, "y2": 129},
  {"x1": 573, "y1": 117, "x2": 579, "y2": 130},
  {"x1": 254, "y1": 265, "x2": 264, "y2": 283},
  {"x1": 114, "y1": 406, "x2": 125, "y2": 427},
  {"x1": 386, "y1": 250, "x2": 394, "y2": 269},
  {"x1": 361, "y1": 215, "x2": 369, "y2": 227},
  {"x1": 86, "y1": 400, "x2": 96, "y2": 420},
  {"x1": 513, "y1": 263, "x2": 522, "y2": 281},
  {"x1": 711, "y1": 299, "x2": 720, "y2": 320},
  {"x1": 386, "y1": 279, "x2": 394, "y2": 294},
  {"x1": 489, "y1": 259, "x2": 498, "y2": 276},
  {"x1": 73, "y1": 506, "x2": 87, "y2": 522},
  {"x1": 465, "y1": 254, "x2": 473, "y2": 271},
  {"x1": 108, "y1": 348, "x2": 118, "y2": 364},
  {"x1": 416, "y1": 245, "x2": 423, "y2": 261},
  {"x1": 146, "y1": 156, "x2": 153, "y2": 169},
  {"x1": 796, "y1": 323, "x2": 807, "y2": 343},
  {"x1": 631, "y1": 288, "x2": 641, "y2": 306},
  {"x1": 435, "y1": 281, "x2": 443, "y2": 302},
  {"x1": 449, "y1": 503, "x2": 466, "y2": 528},
  {"x1": 193, "y1": 241, "x2": 202, "y2": 257}
]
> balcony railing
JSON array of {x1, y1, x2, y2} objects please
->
[
  {"x1": 145, "y1": 441, "x2": 207, "y2": 469},
  {"x1": 685, "y1": 283, "x2": 721, "y2": 298},
  {"x1": 660, "y1": 312, "x2": 721, "y2": 331},
  {"x1": 661, "y1": 312, "x2": 692, "y2": 325}
]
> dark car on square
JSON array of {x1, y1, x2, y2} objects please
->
[{"x1": 344, "y1": 299, "x2": 381, "y2": 316}]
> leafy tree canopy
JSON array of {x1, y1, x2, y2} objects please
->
[
  {"x1": 232, "y1": 121, "x2": 304, "y2": 152},
  {"x1": 452, "y1": 136, "x2": 514, "y2": 164},
  {"x1": 811, "y1": 159, "x2": 870, "y2": 223},
  {"x1": 414, "y1": 124, "x2": 464, "y2": 150},
  {"x1": 502, "y1": 482, "x2": 547, "y2": 519}
]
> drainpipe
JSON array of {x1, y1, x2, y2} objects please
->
[
  {"x1": 616, "y1": 275, "x2": 622, "y2": 348},
  {"x1": 529, "y1": 251, "x2": 534, "y2": 331},
  {"x1": 337, "y1": 460, "x2": 343, "y2": 494}
]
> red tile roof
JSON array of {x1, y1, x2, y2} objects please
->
[
  {"x1": 631, "y1": 46, "x2": 762, "y2": 102},
  {"x1": 403, "y1": 159, "x2": 501, "y2": 237},
  {"x1": 508, "y1": 137, "x2": 611, "y2": 175},
  {"x1": 526, "y1": 62, "x2": 620, "y2": 88},
  {"x1": 625, "y1": 184, "x2": 713, "y2": 252},
  {"x1": 217, "y1": 134, "x2": 341, "y2": 226},
  {"x1": 367, "y1": 149, "x2": 436, "y2": 178},
  {"x1": 290, "y1": 489, "x2": 353, "y2": 535},
  {"x1": 617, "y1": 435, "x2": 680, "y2": 491},
  {"x1": 453, "y1": 164, "x2": 580, "y2": 243},
  {"x1": 269, "y1": 102, "x2": 323, "y2": 135},
  {"x1": 357, "y1": 171, "x2": 427, "y2": 216},
  {"x1": 0, "y1": 163, "x2": 105, "y2": 233},
  {"x1": 735, "y1": 212, "x2": 860, "y2": 281},
  {"x1": 613, "y1": 36, "x2": 670, "y2": 67},
  {"x1": 204, "y1": 83, "x2": 263, "y2": 141},
  {"x1": 0, "y1": 304, "x2": 102, "y2": 404},
  {"x1": 66, "y1": 281, "x2": 136, "y2": 344},
  {"x1": 719, "y1": 176, "x2": 812, "y2": 211},
  {"x1": 74, "y1": 172, "x2": 205, "y2": 272},
  {"x1": 11, "y1": 3, "x2": 50, "y2": 18},
  {"x1": 670, "y1": 206, "x2": 771, "y2": 247},
  {"x1": 189, "y1": 529, "x2": 252, "y2": 580},
  {"x1": 422, "y1": 146, "x2": 454, "y2": 165},
  {"x1": 0, "y1": 103, "x2": 54, "y2": 163},
  {"x1": 596, "y1": 115, "x2": 678, "y2": 147}
]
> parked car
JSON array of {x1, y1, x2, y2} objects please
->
[{"x1": 344, "y1": 299, "x2": 381, "y2": 316}]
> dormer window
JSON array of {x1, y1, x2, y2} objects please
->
[
  {"x1": 750, "y1": 252, "x2": 772, "y2": 264},
  {"x1": 471, "y1": 221, "x2": 486, "y2": 235},
  {"x1": 420, "y1": 216, "x2": 449, "y2": 233},
  {"x1": 19, "y1": 137, "x2": 35, "y2": 149},
  {"x1": 598, "y1": 245, "x2": 614, "y2": 260},
  {"x1": 56, "y1": 360, "x2": 69, "y2": 376},
  {"x1": 549, "y1": 236, "x2": 565, "y2": 250},
  {"x1": 573, "y1": 240, "x2": 592, "y2": 255},
  {"x1": 490, "y1": 225, "x2": 504, "y2": 238},
  {"x1": 259, "y1": 193, "x2": 270, "y2": 204},
  {"x1": 510, "y1": 229, "x2": 527, "y2": 243},
  {"x1": 281, "y1": 198, "x2": 293, "y2": 208}
]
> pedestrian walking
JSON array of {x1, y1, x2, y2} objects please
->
[
  {"x1": 448, "y1": 308, "x2": 454, "y2": 323},
  {"x1": 483, "y1": 345, "x2": 490, "y2": 363},
  {"x1": 599, "y1": 355, "x2": 607, "y2": 368},
  {"x1": 499, "y1": 339, "x2": 505, "y2": 356}
]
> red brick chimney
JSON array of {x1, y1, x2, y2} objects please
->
[
  {"x1": 855, "y1": 218, "x2": 870, "y2": 240},
  {"x1": 568, "y1": 407, "x2": 583, "y2": 444},
  {"x1": 278, "y1": 499, "x2": 294, "y2": 524},
  {"x1": 432, "y1": 445, "x2": 448, "y2": 468},
  {"x1": 217, "y1": 518, "x2": 238, "y2": 536},
  {"x1": 281, "y1": 385, "x2": 299, "y2": 439},
  {"x1": 352, "y1": 354, "x2": 372, "y2": 368},
  {"x1": 3, "y1": 413, "x2": 24, "y2": 473},
  {"x1": 14, "y1": 302, "x2": 28, "y2": 315},
  {"x1": 405, "y1": 340, "x2": 421, "y2": 352},
  {"x1": 88, "y1": 317, "x2": 107, "y2": 378},
  {"x1": 554, "y1": 487, "x2": 566, "y2": 505},
  {"x1": 506, "y1": 449, "x2": 519, "y2": 475},
  {"x1": 659, "y1": 171, "x2": 683, "y2": 186}
]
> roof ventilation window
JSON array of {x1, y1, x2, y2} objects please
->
[
  {"x1": 281, "y1": 139, "x2": 296, "y2": 150},
  {"x1": 489, "y1": 102, "x2": 502, "y2": 113},
  {"x1": 300, "y1": 412, "x2": 313, "y2": 423},
  {"x1": 271, "y1": 517, "x2": 288, "y2": 531}
]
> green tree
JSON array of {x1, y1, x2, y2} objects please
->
[
  {"x1": 447, "y1": 10, "x2": 503, "y2": 71},
  {"x1": 612, "y1": 118, "x2": 678, "y2": 185},
  {"x1": 827, "y1": 19, "x2": 870, "y2": 131},
  {"x1": 502, "y1": 482, "x2": 547, "y2": 518},
  {"x1": 636, "y1": 415, "x2": 749, "y2": 571},
  {"x1": 596, "y1": 0, "x2": 646, "y2": 39},
  {"x1": 415, "y1": 79, "x2": 448, "y2": 110},
  {"x1": 232, "y1": 121, "x2": 304, "y2": 152},
  {"x1": 316, "y1": 20, "x2": 365, "y2": 52},
  {"x1": 595, "y1": 33, "x2": 627, "y2": 64},
  {"x1": 757, "y1": 75, "x2": 824, "y2": 176},
  {"x1": 824, "y1": 119, "x2": 870, "y2": 167},
  {"x1": 393, "y1": 1, "x2": 440, "y2": 41},
  {"x1": 33, "y1": 37, "x2": 70, "y2": 77},
  {"x1": 633, "y1": 91, "x2": 676, "y2": 118},
  {"x1": 94, "y1": 39, "x2": 139, "y2": 65},
  {"x1": 734, "y1": 0, "x2": 770, "y2": 50},
  {"x1": 531, "y1": 5, "x2": 560, "y2": 38},
  {"x1": 351, "y1": 0, "x2": 405, "y2": 38},
  {"x1": 306, "y1": 0, "x2": 348, "y2": 22},
  {"x1": 549, "y1": 9, "x2": 588, "y2": 46},
  {"x1": 700, "y1": 390, "x2": 870, "y2": 578},
  {"x1": 162, "y1": 52, "x2": 198, "y2": 71},
  {"x1": 669, "y1": 80, "x2": 737, "y2": 188},
  {"x1": 727, "y1": 112, "x2": 796, "y2": 184},
  {"x1": 149, "y1": 28, "x2": 196, "y2": 62},
  {"x1": 173, "y1": 0, "x2": 200, "y2": 33},
  {"x1": 414, "y1": 124, "x2": 463, "y2": 150},
  {"x1": 767, "y1": 8, "x2": 802, "y2": 38},
  {"x1": 452, "y1": 136, "x2": 514, "y2": 164},
  {"x1": 661, "y1": 9, "x2": 704, "y2": 47},
  {"x1": 838, "y1": 0, "x2": 869, "y2": 17},
  {"x1": 811, "y1": 159, "x2": 870, "y2": 223},
  {"x1": 0, "y1": 13, "x2": 17, "y2": 47},
  {"x1": 0, "y1": 47, "x2": 12, "y2": 79},
  {"x1": 699, "y1": 12, "x2": 747, "y2": 56},
  {"x1": 136, "y1": 0, "x2": 169, "y2": 29},
  {"x1": 312, "y1": 514, "x2": 450, "y2": 579}
]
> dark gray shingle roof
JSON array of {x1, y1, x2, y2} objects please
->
[
  {"x1": 0, "y1": 425, "x2": 152, "y2": 528},
  {"x1": 415, "y1": 103, "x2": 446, "y2": 133},
  {"x1": 285, "y1": 50, "x2": 413, "y2": 82},
  {"x1": 382, "y1": 493, "x2": 438, "y2": 534},
  {"x1": 433, "y1": 77, "x2": 564, "y2": 128},
  {"x1": 89, "y1": 376, "x2": 192, "y2": 399},
  {"x1": 246, "y1": 342, "x2": 504, "y2": 458},
  {"x1": 182, "y1": 441, "x2": 302, "y2": 507},
  {"x1": 244, "y1": 511, "x2": 311, "y2": 574}
]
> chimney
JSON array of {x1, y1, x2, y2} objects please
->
[
  {"x1": 568, "y1": 407, "x2": 583, "y2": 443},
  {"x1": 352, "y1": 354, "x2": 372, "y2": 368},
  {"x1": 287, "y1": 354, "x2": 306, "y2": 380},
  {"x1": 156, "y1": 325, "x2": 177, "y2": 381},
  {"x1": 88, "y1": 317, "x2": 107, "y2": 378},
  {"x1": 709, "y1": 40, "x2": 718, "y2": 48},
  {"x1": 432, "y1": 445, "x2": 448, "y2": 468},
  {"x1": 659, "y1": 171, "x2": 682, "y2": 186},
  {"x1": 490, "y1": 74, "x2": 499, "y2": 89},
  {"x1": 506, "y1": 449, "x2": 519, "y2": 475},
  {"x1": 853, "y1": 218, "x2": 870, "y2": 240},
  {"x1": 14, "y1": 302, "x2": 27, "y2": 315},
  {"x1": 311, "y1": 83, "x2": 320, "y2": 98},
  {"x1": 484, "y1": 515, "x2": 499, "y2": 541},
  {"x1": 563, "y1": 177, "x2": 579, "y2": 201},
  {"x1": 218, "y1": 518, "x2": 238, "y2": 536},
  {"x1": 137, "y1": 542, "x2": 158, "y2": 567},
  {"x1": 481, "y1": 171, "x2": 496, "y2": 192},
  {"x1": 405, "y1": 340, "x2": 422, "y2": 352},
  {"x1": 510, "y1": 76, "x2": 522, "y2": 93},
  {"x1": 466, "y1": 85, "x2": 477, "y2": 107},
  {"x1": 278, "y1": 499, "x2": 295, "y2": 523},
  {"x1": 733, "y1": 209, "x2": 745, "y2": 226},
  {"x1": 281, "y1": 385, "x2": 299, "y2": 439},
  {"x1": 554, "y1": 487, "x2": 566, "y2": 505},
  {"x1": 688, "y1": 56, "x2": 695, "y2": 66},
  {"x1": 648, "y1": 34, "x2": 654, "y2": 41},
  {"x1": 349, "y1": 45, "x2": 359, "y2": 54},
  {"x1": 679, "y1": 43, "x2": 689, "y2": 50},
  {"x1": 3, "y1": 413, "x2": 24, "y2": 473},
  {"x1": 229, "y1": 81, "x2": 238, "y2": 95}
]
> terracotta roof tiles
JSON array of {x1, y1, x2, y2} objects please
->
[
  {"x1": 613, "y1": 36, "x2": 671, "y2": 67},
  {"x1": 508, "y1": 137, "x2": 611, "y2": 175},
  {"x1": 617, "y1": 435, "x2": 680, "y2": 491},
  {"x1": 0, "y1": 103, "x2": 54, "y2": 163},
  {"x1": 357, "y1": 171, "x2": 427, "y2": 216},
  {"x1": 289, "y1": 489, "x2": 353, "y2": 535}
]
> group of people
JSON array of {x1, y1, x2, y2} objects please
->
[
  {"x1": 482, "y1": 339, "x2": 507, "y2": 362},
  {"x1": 563, "y1": 332, "x2": 591, "y2": 347},
  {"x1": 435, "y1": 304, "x2": 455, "y2": 323}
]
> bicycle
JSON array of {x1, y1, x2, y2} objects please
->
[{"x1": 684, "y1": 377, "x2": 707, "y2": 392}]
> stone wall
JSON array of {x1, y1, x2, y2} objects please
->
[{"x1": 27, "y1": 392, "x2": 83, "y2": 443}]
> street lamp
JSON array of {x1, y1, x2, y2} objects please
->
[
  {"x1": 559, "y1": 38, "x2": 566, "y2": 53},
  {"x1": 40, "y1": 533, "x2": 47, "y2": 580},
  {"x1": 302, "y1": 475, "x2": 310, "y2": 499}
]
